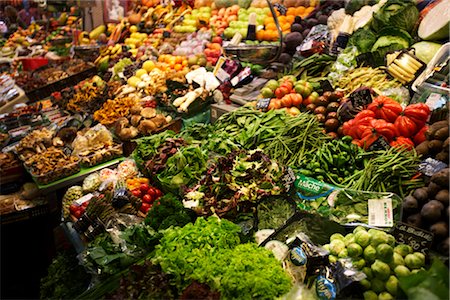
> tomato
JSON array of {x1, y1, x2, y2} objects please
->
[
  {"x1": 281, "y1": 95, "x2": 292, "y2": 108},
  {"x1": 140, "y1": 183, "x2": 150, "y2": 193},
  {"x1": 132, "y1": 189, "x2": 142, "y2": 198},
  {"x1": 140, "y1": 203, "x2": 151, "y2": 214},
  {"x1": 367, "y1": 96, "x2": 402, "y2": 122},
  {"x1": 394, "y1": 115, "x2": 417, "y2": 138},
  {"x1": 82, "y1": 201, "x2": 89, "y2": 208},
  {"x1": 275, "y1": 87, "x2": 289, "y2": 99},
  {"x1": 390, "y1": 137, "x2": 414, "y2": 150},
  {"x1": 272, "y1": 99, "x2": 281, "y2": 109},
  {"x1": 73, "y1": 210, "x2": 82, "y2": 218},
  {"x1": 267, "y1": 101, "x2": 276, "y2": 110},
  {"x1": 403, "y1": 103, "x2": 430, "y2": 128},
  {"x1": 147, "y1": 187, "x2": 156, "y2": 198},
  {"x1": 291, "y1": 93, "x2": 303, "y2": 107},
  {"x1": 360, "y1": 119, "x2": 398, "y2": 142},
  {"x1": 69, "y1": 204, "x2": 78, "y2": 214},
  {"x1": 354, "y1": 110, "x2": 376, "y2": 121},
  {"x1": 154, "y1": 188, "x2": 162, "y2": 198},
  {"x1": 142, "y1": 194, "x2": 153, "y2": 203},
  {"x1": 413, "y1": 125, "x2": 428, "y2": 145}
]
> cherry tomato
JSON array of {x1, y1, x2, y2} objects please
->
[
  {"x1": 69, "y1": 204, "x2": 78, "y2": 214},
  {"x1": 147, "y1": 187, "x2": 156, "y2": 198},
  {"x1": 140, "y1": 183, "x2": 150, "y2": 193},
  {"x1": 142, "y1": 194, "x2": 153, "y2": 203},
  {"x1": 154, "y1": 188, "x2": 162, "y2": 198},
  {"x1": 73, "y1": 210, "x2": 82, "y2": 218},
  {"x1": 132, "y1": 189, "x2": 142, "y2": 198},
  {"x1": 140, "y1": 203, "x2": 151, "y2": 213}
]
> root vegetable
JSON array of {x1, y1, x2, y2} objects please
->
[
  {"x1": 428, "y1": 140, "x2": 443, "y2": 153},
  {"x1": 443, "y1": 137, "x2": 449, "y2": 151},
  {"x1": 435, "y1": 190, "x2": 449, "y2": 206},
  {"x1": 434, "y1": 126, "x2": 449, "y2": 141},
  {"x1": 435, "y1": 151, "x2": 449, "y2": 163},
  {"x1": 421, "y1": 200, "x2": 444, "y2": 222},
  {"x1": 415, "y1": 141, "x2": 429, "y2": 156},
  {"x1": 427, "y1": 182, "x2": 441, "y2": 197},
  {"x1": 407, "y1": 213, "x2": 423, "y2": 228},
  {"x1": 403, "y1": 195, "x2": 419, "y2": 214},
  {"x1": 438, "y1": 238, "x2": 449, "y2": 256},
  {"x1": 430, "y1": 221, "x2": 449, "y2": 239},
  {"x1": 426, "y1": 120, "x2": 448, "y2": 139},
  {"x1": 412, "y1": 188, "x2": 429, "y2": 204},
  {"x1": 431, "y1": 168, "x2": 449, "y2": 188}
]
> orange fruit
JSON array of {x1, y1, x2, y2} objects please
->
[
  {"x1": 305, "y1": 6, "x2": 315, "y2": 15},
  {"x1": 281, "y1": 23, "x2": 291, "y2": 31},
  {"x1": 174, "y1": 64, "x2": 183, "y2": 71},
  {"x1": 286, "y1": 15, "x2": 295, "y2": 23},
  {"x1": 265, "y1": 23, "x2": 277, "y2": 31},
  {"x1": 256, "y1": 30, "x2": 265, "y2": 41},
  {"x1": 296, "y1": 6, "x2": 305, "y2": 15},
  {"x1": 182, "y1": 60, "x2": 188, "y2": 67}
]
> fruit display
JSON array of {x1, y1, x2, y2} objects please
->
[
  {"x1": 126, "y1": 179, "x2": 163, "y2": 214},
  {"x1": 323, "y1": 227, "x2": 426, "y2": 300},
  {"x1": 62, "y1": 186, "x2": 84, "y2": 219}
]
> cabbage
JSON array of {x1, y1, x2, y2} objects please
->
[
  {"x1": 371, "y1": 0, "x2": 419, "y2": 33},
  {"x1": 348, "y1": 28, "x2": 377, "y2": 53},
  {"x1": 412, "y1": 42, "x2": 443, "y2": 64}
]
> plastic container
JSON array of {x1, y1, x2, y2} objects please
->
[
  {"x1": 77, "y1": 143, "x2": 123, "y2": 168},
  {"x1": 20, "y1": 57, "x2": 49, "y2": 71},
  {"x1": 28, "y1": 158, "x2": 80, "y2": 185}
]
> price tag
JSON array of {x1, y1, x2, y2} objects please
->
[
  {"x1": 256, "y1": 98, "x2": 271, "y2": 110},
  {"x1": 419, "y1": 157, "x2": 448, "y2": 176},
  {"x1": 350, "y1": 88, "x2": 373, "y2": 109},
  {"x1": 367, "y1": 136, "x2": 390, "y2": 151},
  {"x1": 368, "y1": 198, "x2": 393, "y2": 227},
  {"x1": 392, "y1": 222, "x2": 433, "y2": 255}
]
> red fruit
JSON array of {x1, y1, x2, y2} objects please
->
[
  {"x1": 147, "y1": 187, "x2": 156, "y2": 198},
  {"x1": 82, "y1": 201, "x2": 89, "y2": 208},
  {"x1": 73, "y1": 210, "x2": 82, "y2": 218},
  {"x1": 140, "y1": 183, "x2": 150, "y2": 193},
  {"x1": 140, "y1": 203, "x2": 151, "y2": 214},
  {"x1": 69, "y1": 204, "x2": 78, "y2": 214},
  {"x1": 212, "y1": 36, "x2": 223, "y2": 44},
  {"x1": 275, "y1": 87, "x2": 289, "y2": 99},
  {"x1": 132, "y1": 189, "x2": 142, "y2": 198},
  {"x1": 154, "y1": 188, "x2": 162, "y2": 198},
  {"x1": 142, "y1": 194, "x2": 153, "y2": 203},
  {"x1": 390, "y1": 137, "x2": 414, "y2": 150}
]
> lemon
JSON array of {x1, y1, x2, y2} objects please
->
[
  {"x1": 142, "y1": 60, "x2": 155, "y2": 72},
  {"x1": 130, "y1": 25, "x2": 138, "y2": 33},
  {"x1": 135, "y1": 69, "x2": 147, "y2": 78},
  {"x1": 127, "y1": 76, "x2": 141, "y2": 88}
]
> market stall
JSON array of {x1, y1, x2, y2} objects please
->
[{"x1": 1, "y1": 0, "x2": 449, "y2": 299}]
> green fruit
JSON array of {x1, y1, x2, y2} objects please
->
[
  {"x1": 385, "y1": 275, "x2": 398, "y2": 296},
  {"x1": 362, "y1": 267, "x2": 373, "y2": 279},
  {"x1": 371, "y1": 260, "x2": 391, "y2": 280},
  {"x1": 330, "y1": 233, "x2": 345, "y2": 241},
  {"x1": 394, "y1": 265, "x2": 411, "y2": 277},
  {"x1": 322, "y1": 244, "x2": 330, "y2": 252},
  {"x1": 265, "y1": 79, "x2": 279, "y2": 91},
  {"x1": 364, "y1": 245, "x2": 377, "y2": 263},
  {"x1": 360, "y1": 279, "x2": 371, "y2": 290},
  {"x1": 260, "y1": 87, "x2": 274, "y2": 98},
  {"x1": 355, "y1": 230, "x2": 371, "y2": 248},
  {"x1": 353, "y1": 258, "x2": 366, "y2": 269},
  {"x1": 370, "y1": 231, "x2": 389, "y2": 247},
  {"x1": 330, "y1": 239, "x2": 346, "y2": 256},
  {"x1": 371, "y1": 278, "x2": 386, "y2": 293},
  {"x1": 338, "y1": 249, "x2": 349, "y2": 258},
  {"x1": 348, "y1": 243, "x2": 363, "y2": 257},
  {"x1": 376, "y1": 243, "x2": 394, "y2": 262},
  {"x1": 363, "y1": 290, "x2": 378, "y2": 300},
  {"x1": 394, "y1": 244, "x2": 413, "y2": 257},
  {"x1": 378, "y1": 292, "x2": 394, "y2": 300},
  {"x1": 389, "y1": 253, "x2": 404, "y2": 269},
  {"x1": 354, "y1": 226, "x2": 367, "y2": 234},
  {"x1": 404, "y1": 253, "x2": 423, "y2": 269},
  {"x1": 329, "y1": 255, "x2": 338, "y2": 263}
]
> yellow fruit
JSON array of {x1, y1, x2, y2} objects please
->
[
  {"x1": 135, "y1": 69, "x2": 147, "y2": 78},
  {"x1": 130, "y1": 25, "x2": 138, "y2": 33},
  {"x1": 142, "y1": 60, "x2": 155, "y2": 72},
  {"x1": 127, "y1": 76, "x2": 141, "y2": 88}
]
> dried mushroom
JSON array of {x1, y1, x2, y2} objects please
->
[{"x1": 140, "y1": 107, "x2": 156, "y2": 119}]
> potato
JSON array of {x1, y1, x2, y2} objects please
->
[
  {"x1": 426, "y1": 120, "x2": 448, "y2": 140},
  {"x1": 428, "y1": 140, "x2": 443, "y2": 153},
  {"x1": 435, "y1": 189, "x2": 449, "y2": 206},
  {"x1": 412, "y1": 187, "x2": 429, "y2": 204},
  {"x1": 434, "y1": 126, "x2": 449, "y2": 141},
  {"x1": 431, "y1": 168, "x2": 449, "y2": 188},
  {"x1": 415, "y1": 141, "x2": 429, "y2": 156},
  {"x1": 427, "y1": 182, "x2": 442, "y2": 198},
  {"x1": 435, "y1": 151, "x2": 449, "y2": 163},
  {"x1": 430, "y1": 222, "x2": 449, "y2": 240},
  {"x1": 443, "y1": 137, "x2": 449, "y2": 152}
]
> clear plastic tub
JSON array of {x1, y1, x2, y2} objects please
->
[{"x1": 77, "y1": 143, "x2": 123, "y2": 168}]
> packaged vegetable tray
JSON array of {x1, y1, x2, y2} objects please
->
[{"x1": 294, "y1": 174, "x2": 402, "y2": 228}]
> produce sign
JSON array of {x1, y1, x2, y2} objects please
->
[{"x1": 392, "y1": 222, "x2": 433, "y2": 255}]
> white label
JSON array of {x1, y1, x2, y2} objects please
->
[
  {"x1": 425, "y1": 93, "x2": 445, "y2": 110},
  {"x1": 75, "y1": 193, "x2": 93, "y2": 206},
  {"x1": 368, "y1": 198, "x2": 393, "y2": 227}
]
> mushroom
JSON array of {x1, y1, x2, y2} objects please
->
[{"x1": 140, "y1": 107, "x2": 156, "y2": 118}]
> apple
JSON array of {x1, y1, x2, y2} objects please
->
[
  {"x1": 261, "y1": 87, "x2": 274, "y2": 98},
  {"x1": 238, "y1": 28, "x2": 248, "y2": 39}
]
